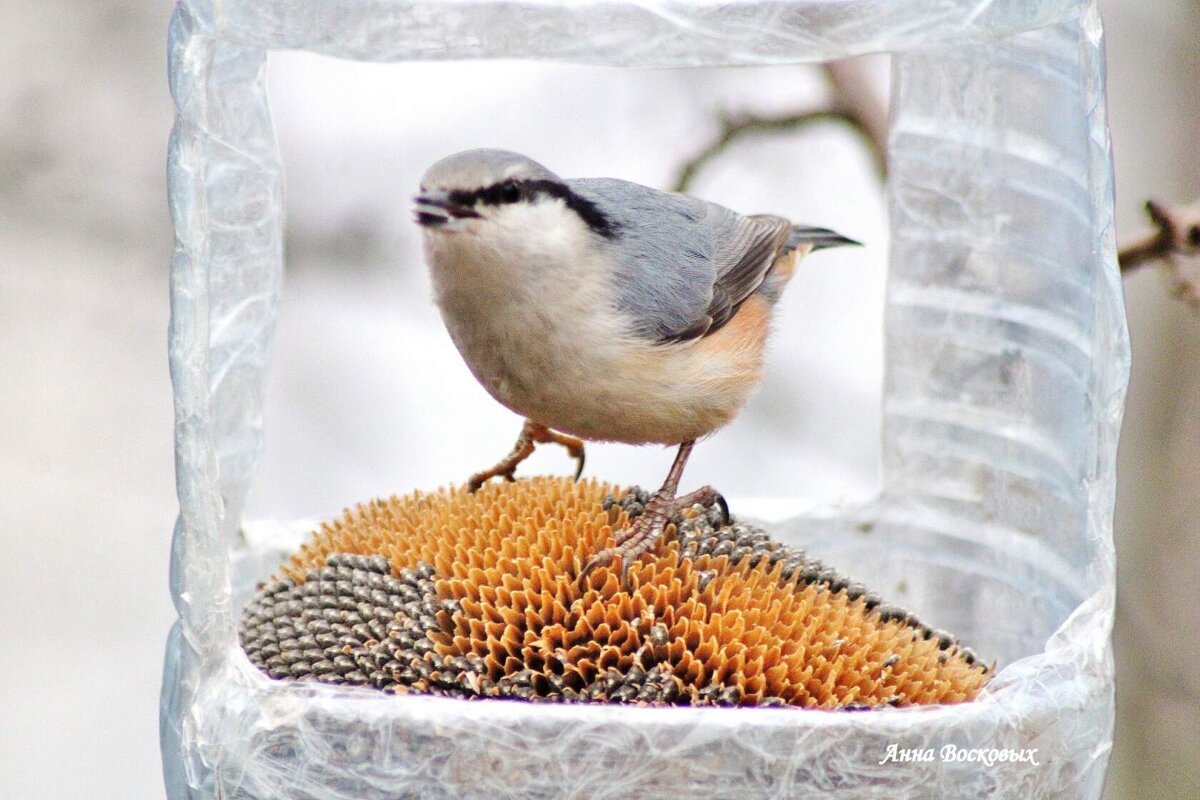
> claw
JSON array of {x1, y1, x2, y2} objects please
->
[
  {"x1": 468, "y1": 465, "x2": 514, "y2": 493},
  {"x1": 713, "y1": 492, "x2": 730, "y2": 525},
  {"x1": 577, "y1": 549, "x2": 617, "y2": 589}
]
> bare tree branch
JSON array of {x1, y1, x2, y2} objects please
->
[
  {"x1": 1119, "y1": 199, "x2": 1200, "y2": 307},
  {"x1": 822, "y1": 58, "x2": 888, "y2": 175},
  {"x1": 674, "y1": 59, "x2": 1199, "y2": 307},
  {"x1": 671, "y1": 109, "x2": 869, "y2": 194},
  {"x1": 671, "y1": 60, "x2": 887, "y2": 194}
]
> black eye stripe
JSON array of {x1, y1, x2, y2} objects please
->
[
  {"x1": 448, "y1": 179, "x2": 618, "y2": 239},
  {"x1": 450, "y1": 180, "x2": 524, "y2": 207}
]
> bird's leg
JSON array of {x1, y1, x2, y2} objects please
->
[
  {"x1": 467, "y1": 419, "x2": 586, "y2": 493},
  {"x1": 579, "y1": 440, "x2": 696, "y2": 586}
]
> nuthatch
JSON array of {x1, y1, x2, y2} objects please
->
[{"x1": 413, "y1": 149, "x2": 858, "y2": 583}]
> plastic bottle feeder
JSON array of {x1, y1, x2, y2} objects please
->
[{"x1": 161, "y1": 1, "x2": 1129, "y2": 797}]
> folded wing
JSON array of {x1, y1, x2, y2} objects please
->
[{"x1": 569, "y1": 178, "x2": 792, "y2": 344}]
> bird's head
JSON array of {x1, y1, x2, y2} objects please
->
[{"x1": 413, "y1": 150, "x2": 616, "y2": 251}]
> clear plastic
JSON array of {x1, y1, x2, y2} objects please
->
[{"x1": 162, "y1": 1, "x2": 1127, "y2": 797}]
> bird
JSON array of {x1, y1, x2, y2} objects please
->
[{"x1": 412, "y1": 149, "x2": 858, "y2": 585}]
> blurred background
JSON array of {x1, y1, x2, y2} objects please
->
[{"x1": 1, "y1": 0, "x2": 1196, "y2": 797}]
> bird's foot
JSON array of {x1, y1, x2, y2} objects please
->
[
  {"x1": 545, "y1": 429, "x2": 587, "y2": 481},
  {"x1": 580, "y1": 485, "x2": 730, "y2": 589},
  {"x1": 671, "y1": 485, "x2": 730, "y2": 526},
  {"x1": 579, "y1": 487, "x2": 678, "y2": 588},
  {"x1": 467, "y1": 420, "x2": 586, "y2": 493},
  {"x1": 578, "y1": 482, "x2": 720, "y2": 587},
  {"x1": 578, "y1": 440, "x2": 701, "y2": 589}
]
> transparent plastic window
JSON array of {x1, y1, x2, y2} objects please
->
[{"x1": 163, "y1": 1, "x2": 1126, "y2": 797}]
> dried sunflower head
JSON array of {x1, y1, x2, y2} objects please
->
[{"x1": 240, "y1": 477, "x2": 990, "y2": 707}]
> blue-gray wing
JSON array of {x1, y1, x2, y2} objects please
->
[{"x1": 569, "y1": 178, "x2": 792, "y2": 343}]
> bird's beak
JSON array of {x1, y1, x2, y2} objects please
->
[{"x1": 412, "y1": 190, "x2": 481, "y2": 227}]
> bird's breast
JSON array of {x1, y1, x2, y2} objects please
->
[
  {"x1": 424, "y1": 233, "x2": 769, "y2": 444},
  {"x1": 427, "y1": 234, "x2": 625, "y2": 413}
]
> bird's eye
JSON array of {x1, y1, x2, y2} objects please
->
[{"x1": 498, "y1": 182, "x2": 521, "y2": 204}]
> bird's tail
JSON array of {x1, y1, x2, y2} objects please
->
[
  {"x1": 784, "y1": 225, "x2": 861, "y2": 253},
  {"x1": 765, "y1": 225, "x2": 861, "y2": 289}
]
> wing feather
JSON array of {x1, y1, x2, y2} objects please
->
[
  {"x1": 703, "y1": 210, "x2": 793, "y2": 332},
  {"x1": 568, "y1": 178, "x2": 792, "y2": 344}
]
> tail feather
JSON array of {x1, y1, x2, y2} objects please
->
[
  {"x1": 759, "y1": 225, "x2": 861, "y2": 300},
  {"x1": 785, "y1": 225, "x2": 861, "y2": 253}
]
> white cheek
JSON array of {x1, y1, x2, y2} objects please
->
[
  {"x1": 490, "y1": 202, "x2": 581, "y2": 259},
  {"x1": 423, "y1": 199, "x2": 599, "y2": 305}
]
